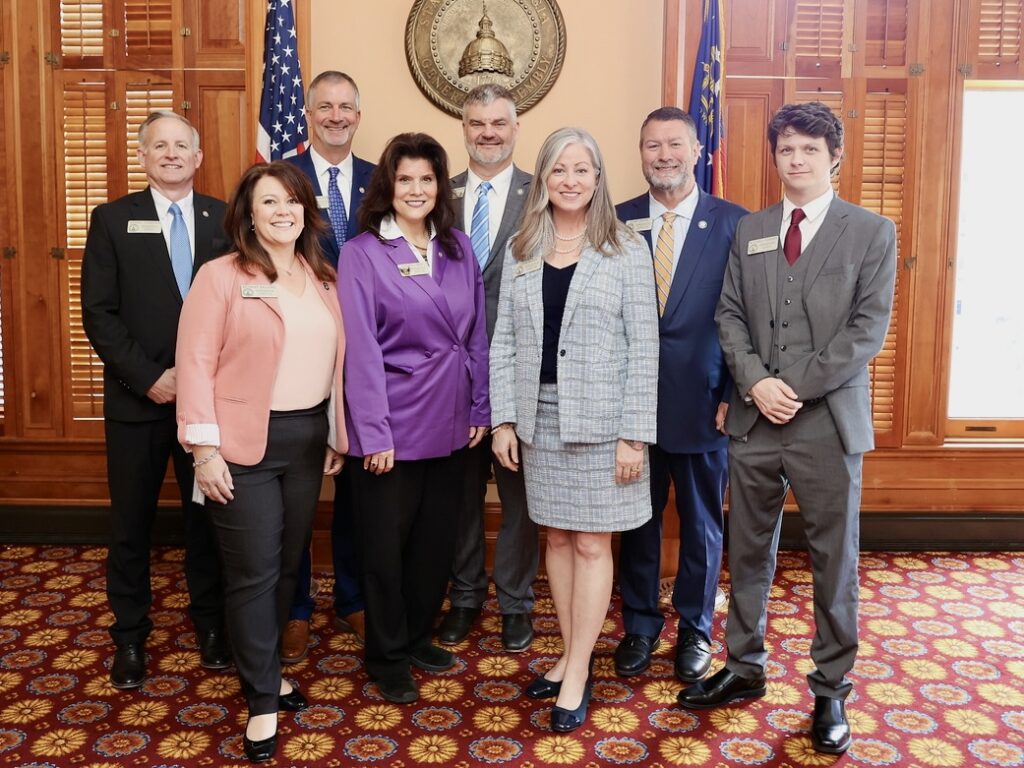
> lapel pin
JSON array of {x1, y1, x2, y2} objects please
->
[
  {"x1": 358, "y1": 186, "x2": 365, "y2": 194},
  {"x1": 697, "y1": 220, "x2": 707, "y2": 229},
  {"x1": 202, "y1": 210, "x2": 209, "y2": 218},
  {"x1": 517, "y1": 188, "x2": 524, "y2": 195}
]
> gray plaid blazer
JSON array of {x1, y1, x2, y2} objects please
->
[{"x1": 489, "y1": 231, "x2": 659, "y2": 445}]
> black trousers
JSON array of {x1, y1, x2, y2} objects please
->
[
  {"x1": 206, "y1": 404, "x2": 327, "y2": 716},
  {"x1": 104, "y1": 416, "x2": 223, "y2": 647},
  {"x1": 350, "y1": 449, "x2": 467, "y2": 682}
]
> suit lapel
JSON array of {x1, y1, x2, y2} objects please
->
[
  {"x1": 801, "y1": 199, "x2": 849, "y2": 293},
  {"x1": 349, "y1": 156, "x2": 372, "y2": 236},
  {"x1": 620, "y1": 197, "x2": 652, "y2": 252},
  {"x1": 524, "y1": 256, "x2": 545, "y2": 346},
  {"x1": 488, "y1": 168, "x2": 530, "y2": 269},
  {"x1": 561, "y1": 246, "x2": 602, "y2": 335},
  {"x1": 192, "y1": 195, "x2": 217, "y2": 274},
  {"x1": 134, "y1": 190, "x2": 182, "y2": 304},
  {"x1": 662, "y1": 192, "x2": 712, "y2": 323},
  {"x1": 383, "y1": 237, "x2": 458, "y2": 336},
  {"x1": 761, "y1": 203, "x2": 783, "y2": 318}
]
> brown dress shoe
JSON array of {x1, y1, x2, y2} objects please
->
[
  {"x1": 334, "y1": 610, "x2": 365, "y2": 642},
  {"x1": 280, "y1": 619, "x2": 310, "y2": 664}
]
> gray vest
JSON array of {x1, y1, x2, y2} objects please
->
[{"x1": 768, "y1": 239, "x2": 818, "y2": 381}]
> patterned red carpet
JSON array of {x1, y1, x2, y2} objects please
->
[{"x1": 0, "y1": 546, "x2": 1022, "y2": 767}]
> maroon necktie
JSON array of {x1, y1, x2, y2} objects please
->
[{"x1": 784, "y1": 208, "x2": 806, "y2": 265}]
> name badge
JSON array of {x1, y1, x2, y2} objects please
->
[
  {"x1": 626, "y1": 217, "x2": 653, "y2": 232},
  {"x1": 747, "y1": 236, "x2": 780, "y2": 255},
  {"x1": 515, "y1": 258, "x2": 542, "y2": 276},
  {"x1": 315, "y1": 195, "x2": 329, "y2": 209},
  {"x1": 398, "y1": 262, "x2": 430, "y2": 277},
  {"x1": 241, "y1": 284, "x2": 279, "y2": 298},
  {"x1": 452, "y1": 187, "x2": 465, "y2": 199},
  {"x1": 127, "y1": 220, "x2": 162, "y2": 234}
]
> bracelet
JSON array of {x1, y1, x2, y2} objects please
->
[
  {"x1": 492, "y1": 422, "x2": 515, "y2": 432},
  {"x1": 192, "y1": 448, "x2": 220, "y2": 468}
]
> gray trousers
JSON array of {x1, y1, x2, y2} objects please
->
[
  {"x1": 207, "y1": 404, "x2": 327, "y2": 715},
  {"x1": 448, "y1": 435, "x2": 539, "y2": 614},
  {"x1": 724, "y1": 402, "x2": 861, "y2": 700}
]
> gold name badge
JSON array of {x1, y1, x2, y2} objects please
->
[
  {"x1": 747, "y1": 236, "x2": 780, "y2": 255},
  {"x1": 398, "y1": 262, "x2": 430, "y2": 277},
  {"x1": 241, "y1": 284, "x2": 279, "y2": 298},
  {"x1": 515, "y1": 258, "x2": 542, "y2": 276},
  {"x1": 127, "y1": 220, "x2": 162, "y2": 234}
]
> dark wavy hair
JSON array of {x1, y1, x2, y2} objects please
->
[
  {"x1": 224, "y1": 161, "x2": 333, "y2": 282},
  {"x1": 768, "y1": 102, "x2": 844, "y2": 175},
  {"x1": 358, "y1": 132, "x2": 463, "y2": 260}
]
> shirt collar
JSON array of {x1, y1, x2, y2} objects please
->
[
  {"x1": 309, "y1": 146, "x2": 354, "y2": 183},
  {"x1": 379, "y1": 214, "x2": 437, "y2": 242},
  {"x1": 466, "y1": 164, "x2": 514, "y2": 199},
  {"x1": 783, "y1": 187, "x2": 834, "y2": 224},
  {"x1": 150, "y1": 187, "x2": 194, "y2": 220},
  {"x1": 648, "y1": 183, "x2": 700, "y2": 222}
]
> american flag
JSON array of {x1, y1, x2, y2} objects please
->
[{"x1": 255, "y1": 0, "x2": 307, "y2": 161}]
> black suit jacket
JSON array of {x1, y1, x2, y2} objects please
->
[{"x1": 81, "y1": 188, "x2": 228, "y2": 422}]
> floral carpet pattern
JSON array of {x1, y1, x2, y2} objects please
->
[{"x1": 0, "y1": 546, "x2": 1023, "y2": 767}]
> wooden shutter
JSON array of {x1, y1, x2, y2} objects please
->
[
  {"x1": 61, "y1": 81, "x2": 110, "y2": 421},
  {"x1": 976, "y1": 0, "x2": 1023, "y2": 63},
  {"x1": 863, "y1": 0, "x2": 908, "y2": 67},
  {"x1": 792, "y1": 0, "x2": 849, "y2": 77},
  {"x1": 59, "y1": 0, "x2": 107, "y2": 63},
  {"x1": 125, "y1": 84, "x2": 175, "y2": 192},
  {"x1": 859, "y1": 89, "x2": 907, "y2": 437},
  {"x1": 118, "y1": 0, "x2": 175, "y2": 66}
]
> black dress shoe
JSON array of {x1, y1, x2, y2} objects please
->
[
  {"x1": 377, "y1": 674, "x2": 419, "y2": 704},
  {"x1": 437, "y1": 606, "x2": 479, "y2": 644},
  {"x1": 674, "y1": 629, "x2": 712, "y2": 682},
  {"x1": 410, "y1": 644, "x2": 455, "y2": 672},
  {"x1": 242, "y1": 732, "x2": 277, "y2": 763},
  {"x1": 811, "y1": 695, "x2": 852, "y2": 754},
  {"x1": 525, "y1": 674, "x2": 562, "y2": 700},
  {"x1": 110, "y1": 643, "x2": 146, "y2": 689},
  {"x1": 613, "y1": 634, "x2": 660, "y2": 676},
  {"x1": 551, "y1": 682, "x2": 592, "y2": 733},
  {"x1": 278, "y1": 685, "x2": 308, "y2": 712},
  {"x1": 198, "y1": 628, "x2": 231, "y2": 670},
  {"x1": 677, "y1": 668, "x2": 766, "y2": 709},
  {"x1": 501, "y1": 613, "x2": 534, "y2": 652}
]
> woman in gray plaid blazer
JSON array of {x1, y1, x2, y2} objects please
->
[{"x1": 490, "y1": 127, "x2": 659, "y2": 733}]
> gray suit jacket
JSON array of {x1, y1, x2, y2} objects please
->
[
  {"x1": 715, "y1": 197, "x2": 897, "y2": 454},
  {"x1": 490, "y1": 232, "x2": 660, "y2": 445},
  {"x1": 452, "y1": 166, "x2": 532, "y2": 339}
]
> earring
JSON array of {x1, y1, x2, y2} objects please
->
[{"x1": 250, "y1": 219, "x2": 255, "y2": 232}]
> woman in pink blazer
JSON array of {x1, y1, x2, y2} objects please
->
[{"x1": 176, "y1": 161, "x2": 346, "y2": 763}]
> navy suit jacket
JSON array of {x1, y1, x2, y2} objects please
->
[
  {"x1": 286, "y1": 150, "x2": 376, "y2": 267},
  {"x1": 616, "y1": 190, "x2": 747, "y2": 453}
]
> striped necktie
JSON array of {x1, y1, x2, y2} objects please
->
[
  {"x1": 470, "y1": 181, "x2": 492, "y2": 270},
  {"x1": 327, "y1": 166, "x2": 349, "y2": 247},
  {"x1": 168, "y1": 202, "x2": 192, "y2": 300},
  {"x1": 653, "y1": 211, "x2": 677, "y2": 316}
]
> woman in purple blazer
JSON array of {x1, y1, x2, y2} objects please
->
[{"x1": 338, "y1": 133, "x2": 490, "y2": 704}]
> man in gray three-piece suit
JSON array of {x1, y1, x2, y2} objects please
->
[
  {"x1": 677, "y1": 102, "x2": 896, "y2": 757},
  {"x1": 438, "y1": 84, "x2": 537, "y2": 652}
]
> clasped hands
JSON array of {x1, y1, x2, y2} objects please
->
[{"x1": 749, "y1": 377, "x2": 803, "y2": 424}]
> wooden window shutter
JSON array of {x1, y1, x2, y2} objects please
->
[
  {"x1": 59, "y1": 1, "x2": 106, "y2": 63},
  {"x1": 975, "y1": 0, "x2": 1023, "y2": 66},
  {"x1": 792, "y1": 0, "x2": 849, "y2": 77},
  {"x1": 859, "y1": 89, "x2": 907, "y2": 436},
  {"x1": 864, "y1": 0, "x2": 908, "y2": 67},
  {"x1": 126, "y1": 85, "x2": 175, "y2": 192},
  {"x1": 120, "y1": 0, "x2": 174, "y2": 64},
  {"x1": 61, "y1": 82, "x2": 110, "y2": 420}
]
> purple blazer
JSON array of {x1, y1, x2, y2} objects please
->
[{"x1": 338, "y1": 229, "x2": 490, "y2": 460}]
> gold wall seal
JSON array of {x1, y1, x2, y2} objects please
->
[{"x1": 406, "y1": 0, "x2": 566, "y2": 117}]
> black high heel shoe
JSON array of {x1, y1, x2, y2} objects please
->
[
  {"x1": 525, "y1": 674, "x2": 562, "y2": 700},
  {"x1": 551, "y1": 681, "x2": 592, "y2": 733},
  {"x1": 278, "y1": 684, "x2": 308, "y2": 712},
  {"x1": 242, "y1": 732, "x2": 278, "y2": 763}
]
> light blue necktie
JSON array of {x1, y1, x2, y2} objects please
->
[
  {"x1": 168, "y1": 202, "x2": 192, "y2": 299},
  {"x1": 327, "y1": 166, "x2": 349, "y2": 247},
  {"x1": 470, "y1": 181, "x2": 492, "y2": 270}
]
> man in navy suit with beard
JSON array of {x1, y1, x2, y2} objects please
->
[
  {"x1": 281, "y1": 70, "x2": 375, "y2": 662},
  {"x1": 614, "y1": 107, "x2": 746, "y2": 686}
]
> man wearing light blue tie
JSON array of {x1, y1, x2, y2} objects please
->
[
  {"x1": 282, "y1": 71, "x2": 375, "y2": 662},
  {"x1": 440, "y1": 84, "x2": 536, "y2": 652}
]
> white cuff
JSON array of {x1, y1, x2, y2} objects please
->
[{"x1": 185, "y1": 423, "x2": 221, "y2": 448}]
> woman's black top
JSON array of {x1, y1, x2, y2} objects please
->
[{"x1": 540, "y1": 261, "x2": 577, "y2": 384}]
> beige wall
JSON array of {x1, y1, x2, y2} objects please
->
[{"x1": 307, "y1": 1, "x2": 664, "y2": 201}]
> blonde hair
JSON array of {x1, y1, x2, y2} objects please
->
[{"x1": 512, "y1": 127, "x2": 625, "y2": 262}]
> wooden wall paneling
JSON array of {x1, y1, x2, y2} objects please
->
[
  {"x1": 661, "y1": 0, "x2": 688, "y2": 107},
  {"x1": 722, "y1": 78, "x2": 782, "y2": 211},
  {"x1": 725, "y1": 0, "x2": 788, "y2": 76},
  {"x1": 182, "y1": 0, "x2": 245, "y2": 68},
  {"x1": 0, "y1": 0, "x2": 13, "y2": 433},
  {"x1": 10, "y1": 0, "x2": 63, "y2": 436},
  {"x1": 186, "y1": 69, "x2": 249, "y2": 201},
  {"x1": 112, "y1": 0, "x2": 179, "y2": 69}
]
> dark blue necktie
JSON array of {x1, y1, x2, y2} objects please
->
[{"x1": 327, "y1": 166, "x2": 349, "y2": 247}]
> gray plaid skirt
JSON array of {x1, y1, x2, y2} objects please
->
[{"x1": 520, "y1": 384, "x2": 652, "y2": 532}]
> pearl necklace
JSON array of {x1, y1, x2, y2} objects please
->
[
  {"x1": 553, "y1": 240, "x2": 585, "y2": 255},
  {"x1": 554, "y1": 228, "x2": 586, "y2": 241}
]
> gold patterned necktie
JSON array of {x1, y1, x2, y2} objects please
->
[{"x1": 654, "y1": 211, "x2": 677, "y2": 316}]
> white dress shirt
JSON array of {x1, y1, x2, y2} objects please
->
[
  {"x1": 780, "y1": 187, "x2": 834, "y2": 253},
  {"x1": 150, "y1": 187, "x2": 196, "y2": 263},
  {"x1": 309, "y1": 146, "x2": 354, "y2": 215},
  {"x1": 648, "y1": 183, "x2": 699, "y2": 279},
  {"x1": 463, "y1": 164, "x2": 514, "y2": 243},
  {"x1": 379, "y1": 215, "x2": 437, "y2": 274}
]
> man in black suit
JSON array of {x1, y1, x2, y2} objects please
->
[
  {"x1": 281, "y1": 70, "x2": 375, "y2": 662},
  {"x1": 82, "y1": 111, "x2": 229, "y2": 688}
]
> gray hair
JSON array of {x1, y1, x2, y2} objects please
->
[
  {"x1": 306, "y1": 70, "x2": 361, "y2": 111},
  {"x1": 138, "y1": 111, "x2": 200, "y2": 150},
  {"x1": 462, "y1": 83, "x2": 517, "y2": 120}
]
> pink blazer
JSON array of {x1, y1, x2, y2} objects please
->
[{"x1": 176, "y1": 253, "x2": 347, "y2": 465}]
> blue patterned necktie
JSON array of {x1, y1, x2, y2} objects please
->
[
  {"x1": 470, "y1": 181, "x2": 492, "y2": 270},
  {"x1": 168, "y1": 202, "x2": 192, "y2": 299},
  {"x1": 327, "y1": 166, "x2": 349, "y2": 247}
]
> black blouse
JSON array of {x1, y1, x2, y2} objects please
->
[{"x1": 540, "y1": 261, "x2": 577, "y2": 383}]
